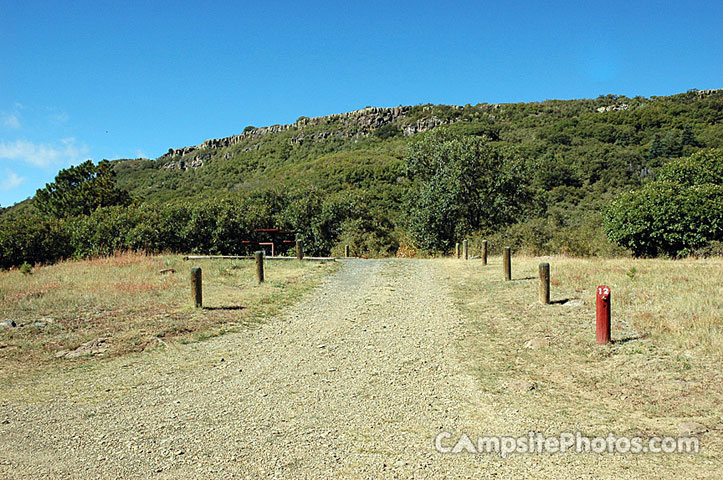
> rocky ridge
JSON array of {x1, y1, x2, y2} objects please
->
[{"x1": 160, "y1": 105, "x2": 469, "y2": 170}]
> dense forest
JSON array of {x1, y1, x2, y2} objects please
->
[{"x1": 1, "y1": 89, "x2": 722, "y2": 267}]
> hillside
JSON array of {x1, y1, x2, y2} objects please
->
[
  {"x1": 1, "y1": 89, "x2": 721, "y2": 265},
  {"x1": 108, "y1": 89, "x2": 722, "y2": 256},
  {"x1": 114, "y1": 90, "x2": 722, "y2": 206}
]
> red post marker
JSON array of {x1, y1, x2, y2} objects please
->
[{"x1": 596, "y1": 285, "x2": 611, "y2": 344}]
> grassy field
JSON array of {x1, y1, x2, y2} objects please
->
[
  {"x1": 0, "y1": 253, "x2": 338, "y2": 370},
  {"x1": 444, "y1": 254, "x2": 722, "y2": 469}
]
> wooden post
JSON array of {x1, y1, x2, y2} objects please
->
[
  {"x1": 481, "y1": 240, "x2": 488, "y2": 265},
  {"x1": 255, "y1": 251, "x2": 265, "y2": 283},
  {"x1": 345, "y1": 245, "x2": 350, "y2": 258},
  {"x1": 455, "y1": 242, "x2": 460, "y2": 259},
  {"x1": 191, "y1": 267, "x2": 202, "y2": 308},
  {"x1": 296, "y1": 240, "x2": 304, "y2": 260},
  {"x1": 596, "y1": 286, "x2": 611, "y2": 344},
  {"x1": 503, "y1": 247, "x2": 511, "y2": 281},
  {"x1": 463, "y1": 240, "x2": 469, "y2": 260},
  {"x1": 539, "y1": 263, "x2": 550, "y2": 304}
]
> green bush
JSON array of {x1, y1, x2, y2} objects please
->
[
  {"x1": 656, "y1": 149, "x2": 723, "y2": 186},
  {"x1": 0, "y1": 187, "x2": 380, "y2": 268},
  {"x1": 0, "y1": 214, "x2": 72, "y2": 268},
  {"x1": 69, "y1": 206, "x2": 140, "y2": 257},
  {"x1": 332, "y1": 216, "x2": 398, "y2": 257},
  {"x1": 605, "y1": 182, "x2": 723, "y2": 257},
  {"x1": 605, "y1": 150, "x2": 723, "y2": 257},
  {"x1": 485, "y1": 210, "x2": 626, "y2": 257},
  {"x1": 693, "y1": 240, "x2": 723, "y2": 258}
]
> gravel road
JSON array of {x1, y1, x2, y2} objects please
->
[{"x1": 0, "y1": 259, "x2": 670, "y2": 478}]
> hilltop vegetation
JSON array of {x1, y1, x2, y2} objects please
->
[{"x1": 1, "y1": 90, "x2": 722, "y2": 266}]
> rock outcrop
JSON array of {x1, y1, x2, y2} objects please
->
[
  {"x1": 596, "y1": 103, "x2": 629, "y2": 113},
  {"x1": 695, "y1": 88, "x2": 721, "y2": 98},
  {"x1": 159, "y1": 105, "x2": 471, "y2": 170}
]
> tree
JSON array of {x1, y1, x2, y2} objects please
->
[
  {"x1": 405, "y1": 129, "x2": 529, "y2": 251},
  {"x1": 34, "y1": 160, "x2": 132, "y2": 218},
  {"x1": 681, "y1": 124, "x2": 699, "y2": 148},
  {"x1": 662, "y1": 130, "x2": 682, "y2": 157},
  {"x1": 647, "y1": 134, "x2": 665, "y2": 160}
]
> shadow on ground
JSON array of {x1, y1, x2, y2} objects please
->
[{"x1": 202, "y1": 306, "x2": 245, "y2": 311}]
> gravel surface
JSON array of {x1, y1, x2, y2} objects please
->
[{"x1": 0, "y1": 259, "x2": 684, "y2": 478}]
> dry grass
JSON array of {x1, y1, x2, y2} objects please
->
[
  {"x1": 443, "y1": 255, "x2": 722, "y2": 472},
  {"x1": 0, "y1": 252, "x2": 337, "y2": 370}
]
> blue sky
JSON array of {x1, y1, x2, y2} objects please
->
[{"x1": 1, "y1": 0, "x2": 721, "y2": 206}]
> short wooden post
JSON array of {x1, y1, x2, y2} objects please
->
[
  {"x1": 345, "y1": 245, "x2": 350, "y2": 258},
  {"x1": 255, "y1": 251, "x2": 265, "y2": 283},
  {"x1": 539, "y1": 263, "x2": 550, "y2": 304},
  {"x1": 596, "y1": 286, "x2": 611, "y2": 344},
  {"x1": 296, "y1": 240, "x2": 304, "y2": 260},
  {"x1": 455, "y1": 242, "x2": 460, "y2": 259},
  {"x1": 503, "y1": 247, "x2": 511, "y2": 281},
  {"x1": 191, "y1": 267, "x2": 202, "y2": 308},
  {"x1": 481, "y1": 240, "x2": 488, "y2": 265},
  {"x1": 463, "y1": 240, "x2": 469, "y2": 260}
]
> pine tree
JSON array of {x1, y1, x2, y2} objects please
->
[{"x1": 34, "y1": 160, "x2": 132, "y2": 218}]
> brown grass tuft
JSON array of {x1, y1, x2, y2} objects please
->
[
  {"x1": 443, "y1": 255, "x2": 722, "y2": 473},
  {"x1": 0, "y1": 253, "x2": 338, "y2": 369}
]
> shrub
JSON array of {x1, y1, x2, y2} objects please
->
[
  {"x1": 693, "y1": 240, "x2": 723, "y2": 258},
  {"x1": 605, "y1": 182, "x2": 723, "y2": 257},
  {"x1": 0, "y1": 214, "x2": 72, "y2": 268},
  {"x1": 332, "y1": 216, "x2": 398, "y2": 258},
  {"x1": 605, "y1": 150, "x2": 723, "y2": 257},
  {"x1": 656, "y1": 149, "x2": 723, "y2": 186},
  {"x1": 69, "y1": 206, "x2": 138, "y2": 257}
]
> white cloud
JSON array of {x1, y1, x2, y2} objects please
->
[
  {"x1": 1, "y1": 113, "x2": 21, "y2": 129},
  {"x1": 0, "y1": 138, "x2": 90, "y2": 169},
  {"x1": 0, "y1": 170, "x2": 25, "y2": 191}
]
